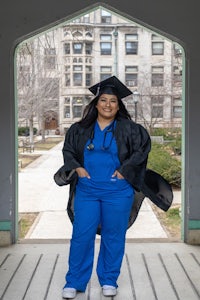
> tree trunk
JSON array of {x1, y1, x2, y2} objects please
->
[
  {"x1": 29, "y1": 115, "x2": 34, "y2": 144},
  {"x1": 41, "y1": 114, "x2": 46, "y2": 142}
]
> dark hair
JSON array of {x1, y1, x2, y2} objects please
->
[{"x1": 78, "y1": 96, "x2": 131, "y2": 128}]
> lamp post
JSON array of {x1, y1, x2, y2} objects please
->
[
  {"x1": 113, "y1": 27, "x2": 118, "y2": 77},
  {"x1": 133, "y1": 90, "x2": 139, "y2": 122}
]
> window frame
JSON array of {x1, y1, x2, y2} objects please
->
[
  {"x1": 100, "y1": 42, "x2": 112, "y2": 55},
  {"x1": 73, "y1": 43, "x2": 83, "y2": 54},
  {"x1": 152, "y1": 41, "x2": 164, "y2": 55}
]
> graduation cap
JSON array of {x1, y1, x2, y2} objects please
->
[{"x1": 89, "y1": 76, "x2": 133, "y2": 99}]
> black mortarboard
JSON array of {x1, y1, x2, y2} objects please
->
[{"x1": 89, "y1": 76, "x2": 133, "y2": 99}]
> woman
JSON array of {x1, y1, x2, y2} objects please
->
[{"x1": 62, "y1": 76, "x2": 151, "y2": 299}]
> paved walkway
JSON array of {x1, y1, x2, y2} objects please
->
[{"x1": 18, "y1": 139, "x2": 181, "y2": 241}]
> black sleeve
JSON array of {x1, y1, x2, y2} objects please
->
[
  {"x1": 119, "y1": 124, "x2": 151, "y2": 171},
  {"x1": 118, "y1": 123, "x2": 151, "y2": 190},
  {"x1": 62, "y1": 124, "x2": 82, "y2": 171}
]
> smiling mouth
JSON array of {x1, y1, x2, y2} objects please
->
[{"x1": 103, "y1": 109, "x2": 112, "y2": 112}]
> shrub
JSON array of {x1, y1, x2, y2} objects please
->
[
  {"x1": 18, "y1": 127, "x2": 37, "y2": 136},
  {"x1": 147, "y1": 143, "x2": 181, "y2": 188},
  {"x1": 169, "y1": 140, "x2": 182, "y2": 155},
  {"x1": 151, "y1": 127, "x2": 181, "y2": 141}
]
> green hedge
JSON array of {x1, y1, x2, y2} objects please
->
[
  {"x1": 18, "y1": 126, "x2": 37, "y2": 136},
  {"x1": 147, "y1": 143, "x2": 181, "y2": 188},
  {"x1": 151, "y1": 127, "x2": 181, "y2": 141}
]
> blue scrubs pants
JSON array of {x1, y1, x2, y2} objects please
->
[{"x1": 65, "y1": 184, "x2": 134, "y2": 291}]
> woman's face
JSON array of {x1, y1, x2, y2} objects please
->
[{"x1": 96, "y1": 93, "x2": 119, "y2": 121}]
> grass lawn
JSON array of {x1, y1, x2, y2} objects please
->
[
  {"x1": 18, "y1": 213, "x2": 39, "y2": 239},
  {"x1": 18, "y1": 136, "x2": 64, "y2": 168},
  {"x1": 152, "y1": 203, "x2": 181, "y2": 240}
]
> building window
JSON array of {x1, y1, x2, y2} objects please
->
[
  {"x1": 152, "y1": 34, "x2": 164, "y2": 55},
  {"x1": 64, "y1": 105, "x2": 71, "y2": 118},
  {"x1": 86, "y1": 65, "x2": 92, "y2": 86},
  {"x1": 86, "y1": 65, "x2": 92, "y2": 72},
  {"x1": 72, "y1": 97, "x2": 83, "y2": 118},
  {"x1": 125, "y1": 66, "x2": 138, "y2": 86},
  {"x1": 100, "y1": 34, "x2": 112, "y2": 41},
  {"x1": 83, "y1": 14, "x2": 90, "y2": 23},
  {"x1": 125, "y1": 34, "x2": 138, "y2": 55},
  {"x1": 64, "y1": 106, "x2": 70, "y2": 118},
  {"x1": 73, "y1": 106, "x2": 82, "y2": 118},
  {"x1": 152, "y1": 42, "x2": 164, "y2": 55},
  {"x1": 125, "y1": 74, "x2": 137, "y2": 87},
  {"x1": 152, "y1": 73, "x2": 164, "y2": 86},
  {"x1": 73, "y1": 43, "x2": 83, "y2": 54},
  {"x1": 152, "y1": 66, "x2": 164, "y2": 86},
  {"x1": 86, "y1": 73, "x2": 92, "y2": 86},
  {"x1": 44, "y1": 48, "x2": 56, "y2": 69},
  {"x1": 64, "y1": 97, "x2": 70, "y2": 104},
  {"x1": 100, "y1": 66, "x2": 112, "y2": 81},
  {"x1": 125, "y1": 42, "x2": 138, "y2": 54},
  {"x1": 73, "y1": 65, "x2": 82, "y2": 72},
  {"x1": 173, "y1": 106, "x2": 182, "y2": 118},
  {"x1": 100, "y1": 34, "x2": 112, "y2": 55},
  {"x1": 100, "y1": 42, "x2": 112, "y2": 55},
  {"x1": 101, "y1": 10, "x2": 111, "y2": 23},
  {"x1": 151, "y1": 96, "x2": 164, "y2": 118},
  {"x1": 73, "y1": 65, "x2": 82, "y2": 86},
  {"x1": 64, "y1": 65, "x2": 70, "y2": 86},
  {"x1": 73, "y1": 73, "x2": 82, "y2": 86},
  {"x1": 65, "y1": 74, "x2": 70, "y2": 86},
  {"x1": 63, "y1": 43, "x2": 70, "y2": 55},
  {"x1": 126, "y1": 34, "x2": 138, "y2": 41},
  {"x1": 173, "y1": 96, "x2": 182, "y2": 118},
  {"x1": 85, "y1": 43, "x2": 92, "y2": 55}
]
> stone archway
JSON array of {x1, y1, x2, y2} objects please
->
[
  {"x1": 2, "y1": 0, "x2": 198, "y2": 246},
  {"x1": 15, "y1": 4, "x2": 185, "y2": 243}
]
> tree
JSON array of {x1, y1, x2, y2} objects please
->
[{"x1": 17, "y1": 30, "x2": 60, "y2": 143}]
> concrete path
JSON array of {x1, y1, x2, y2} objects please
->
[{"x1": 18, "y1": 140, "x2": 181, "y2": 240}]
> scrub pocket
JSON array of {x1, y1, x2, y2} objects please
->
[{"x1": 110, "y1": 177, "x2": 134, "y2": 196}]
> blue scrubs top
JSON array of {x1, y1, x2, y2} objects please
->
[{"x1": 78, "y1": 120, "x2": 133, "y2": 195}]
